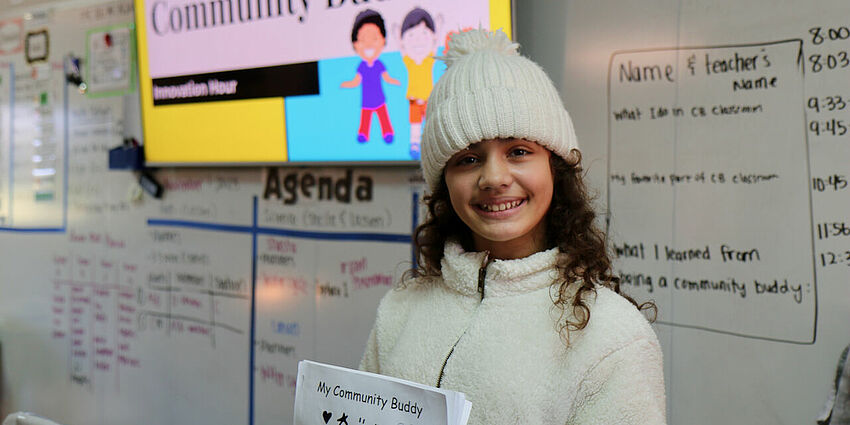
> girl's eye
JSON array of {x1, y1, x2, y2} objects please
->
[
  {"x1": 448, "y1": 154, "x2": 478, "y2": 167},
  {"x1": 510, "y1": 148, "x2": 531, "y2": 157}
]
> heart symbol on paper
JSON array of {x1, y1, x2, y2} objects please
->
[{"x1": 322, "y1": 411, "x2": 332, "y2": 423}]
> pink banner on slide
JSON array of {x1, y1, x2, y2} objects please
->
[{"x1": 143, "y1": 0, "x2": 491, "y2": 78}]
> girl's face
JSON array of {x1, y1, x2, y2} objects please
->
[{"x1": 444, "y1": 139, "x2": 553, "y2": 260}]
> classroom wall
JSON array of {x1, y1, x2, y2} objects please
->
[{"x1": 1, "y1": 1, "x2": 848, "y2": 425}]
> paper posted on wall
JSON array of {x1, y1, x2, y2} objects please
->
[{"x1": 294, "y1": 360, "x2": 472, "y2": 425}]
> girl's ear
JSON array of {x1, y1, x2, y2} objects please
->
[{"x1": 565, "y1": 149, "x2": 581, "y2": 167}]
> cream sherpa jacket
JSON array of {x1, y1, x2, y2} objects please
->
[{"x1": 360, "y1": 241, "x2": 666, "y2": 425}]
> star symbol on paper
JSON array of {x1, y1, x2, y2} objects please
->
[{"x1": 336, "y1": 413, "x2": 348, "y2": 425}]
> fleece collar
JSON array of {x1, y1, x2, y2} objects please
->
[{"x1": 439, "y1": 240, "x2": 561, "y2": 298}]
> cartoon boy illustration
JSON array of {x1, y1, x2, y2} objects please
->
[
  {"x1": 341, "y1": 9, "x2": 400, "y2": 144},
  {"x1": 398, "y1": 7, "x2": 439, "y2": 159}
]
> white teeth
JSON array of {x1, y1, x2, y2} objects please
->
[{"x1": 481, "y1": 200, "x2": 521, "y2": 212}]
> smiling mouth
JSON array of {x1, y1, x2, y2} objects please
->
[{"x1": 476, "y1": 199, "x2": 525, "y2": 212}]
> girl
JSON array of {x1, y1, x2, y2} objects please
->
[{"x1": 360, "y1": 29, "x2": 666, "y2": 425}]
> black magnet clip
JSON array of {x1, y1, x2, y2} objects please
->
[{"x1": 108, "y1": 137, "x2": 144, "y2": 170}]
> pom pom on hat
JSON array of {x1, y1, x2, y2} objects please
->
[
  {"x1": 420, "y1": 28, "x2": 579, "y2": 191},
  {"x1": 438, "y1": 28, "x2": 520, "y2": 66}
]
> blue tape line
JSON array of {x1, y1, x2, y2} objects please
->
[
  {"x1": 248, "y1": 197, "x2": 257, "y2": 425},
  {"x1": 147, "y1": 218, "x2": 411, "y2": 243},
  {"x1": 146, "y1": 219, "x2": 253, "y2": 233},
  {"x1": 0, "y1": 227, "x2": 65, "y2": 233},
  {"x1": 256, "y1": 226, "x2": 410, "y2": 243}
]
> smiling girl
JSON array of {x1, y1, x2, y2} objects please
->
[{"x1": 360, "y1": 29, "x2": 666, "y2": 425}]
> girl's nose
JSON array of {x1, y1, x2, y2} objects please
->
[{"x1": 478, "y1": 157, "x2": 512, "y2": 190}]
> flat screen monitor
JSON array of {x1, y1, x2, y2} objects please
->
[{"x1": 134, "y1": 0, "x2": 513, "y2": 165}]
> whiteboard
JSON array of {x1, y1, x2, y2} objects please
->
[
  {"x1": 0, "y1": 1, "x2": 425, "y2": 424},
  {"x1": 545, "y1": 1, "x2": 850, "y2": 424}
]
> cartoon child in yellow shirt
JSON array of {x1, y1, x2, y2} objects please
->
[{"x1": 398, "y1": 8, "x2": 439, "y2": 159}]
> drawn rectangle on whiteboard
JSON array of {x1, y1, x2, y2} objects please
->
[
  {"x1": 0, "y1": 63, "x2": 11, "y2": 224},
  {"x1": 10, "y1": 62, "x2": 66, "y2": 228},
  {"x1": 607, "y1": 40, "x2": 816, "y2": 343},
  {"x1": 86, "y1": 24, "x2": 135, "y2": 96}
]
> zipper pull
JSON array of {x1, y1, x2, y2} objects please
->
[{"x1": 477, "y1": 253, "x2": 490, "y2": 300}]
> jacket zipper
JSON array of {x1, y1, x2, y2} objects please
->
[{"x1": 436, "y1": 254, "x2": 490, "y2": 388}]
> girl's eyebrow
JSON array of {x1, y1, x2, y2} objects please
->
[
  {"x1": 499, "y1": 137, "x2": 532, "y2": 145},
  {"x1": 449, "y1": 148, "x2": 477, "y2": 162}
]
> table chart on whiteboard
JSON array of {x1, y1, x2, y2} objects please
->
[
  {"x1": 42, "y1": 167, "x2": 419, "y2": 424},
  {"x1": 607, "y1": 40, "x2": 816, "y2": 343}
]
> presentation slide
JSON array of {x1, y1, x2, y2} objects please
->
[{"x1": 135, "y1": 0, "x2": 512, "y2": 164}]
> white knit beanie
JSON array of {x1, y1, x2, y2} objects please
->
[{"x1": 421, "y1": 29, "x2": 579, "y2": 191}]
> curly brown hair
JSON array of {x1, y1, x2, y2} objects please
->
[{"x1": 407, "y1": 149, "x2": 656, "y2": 342}]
